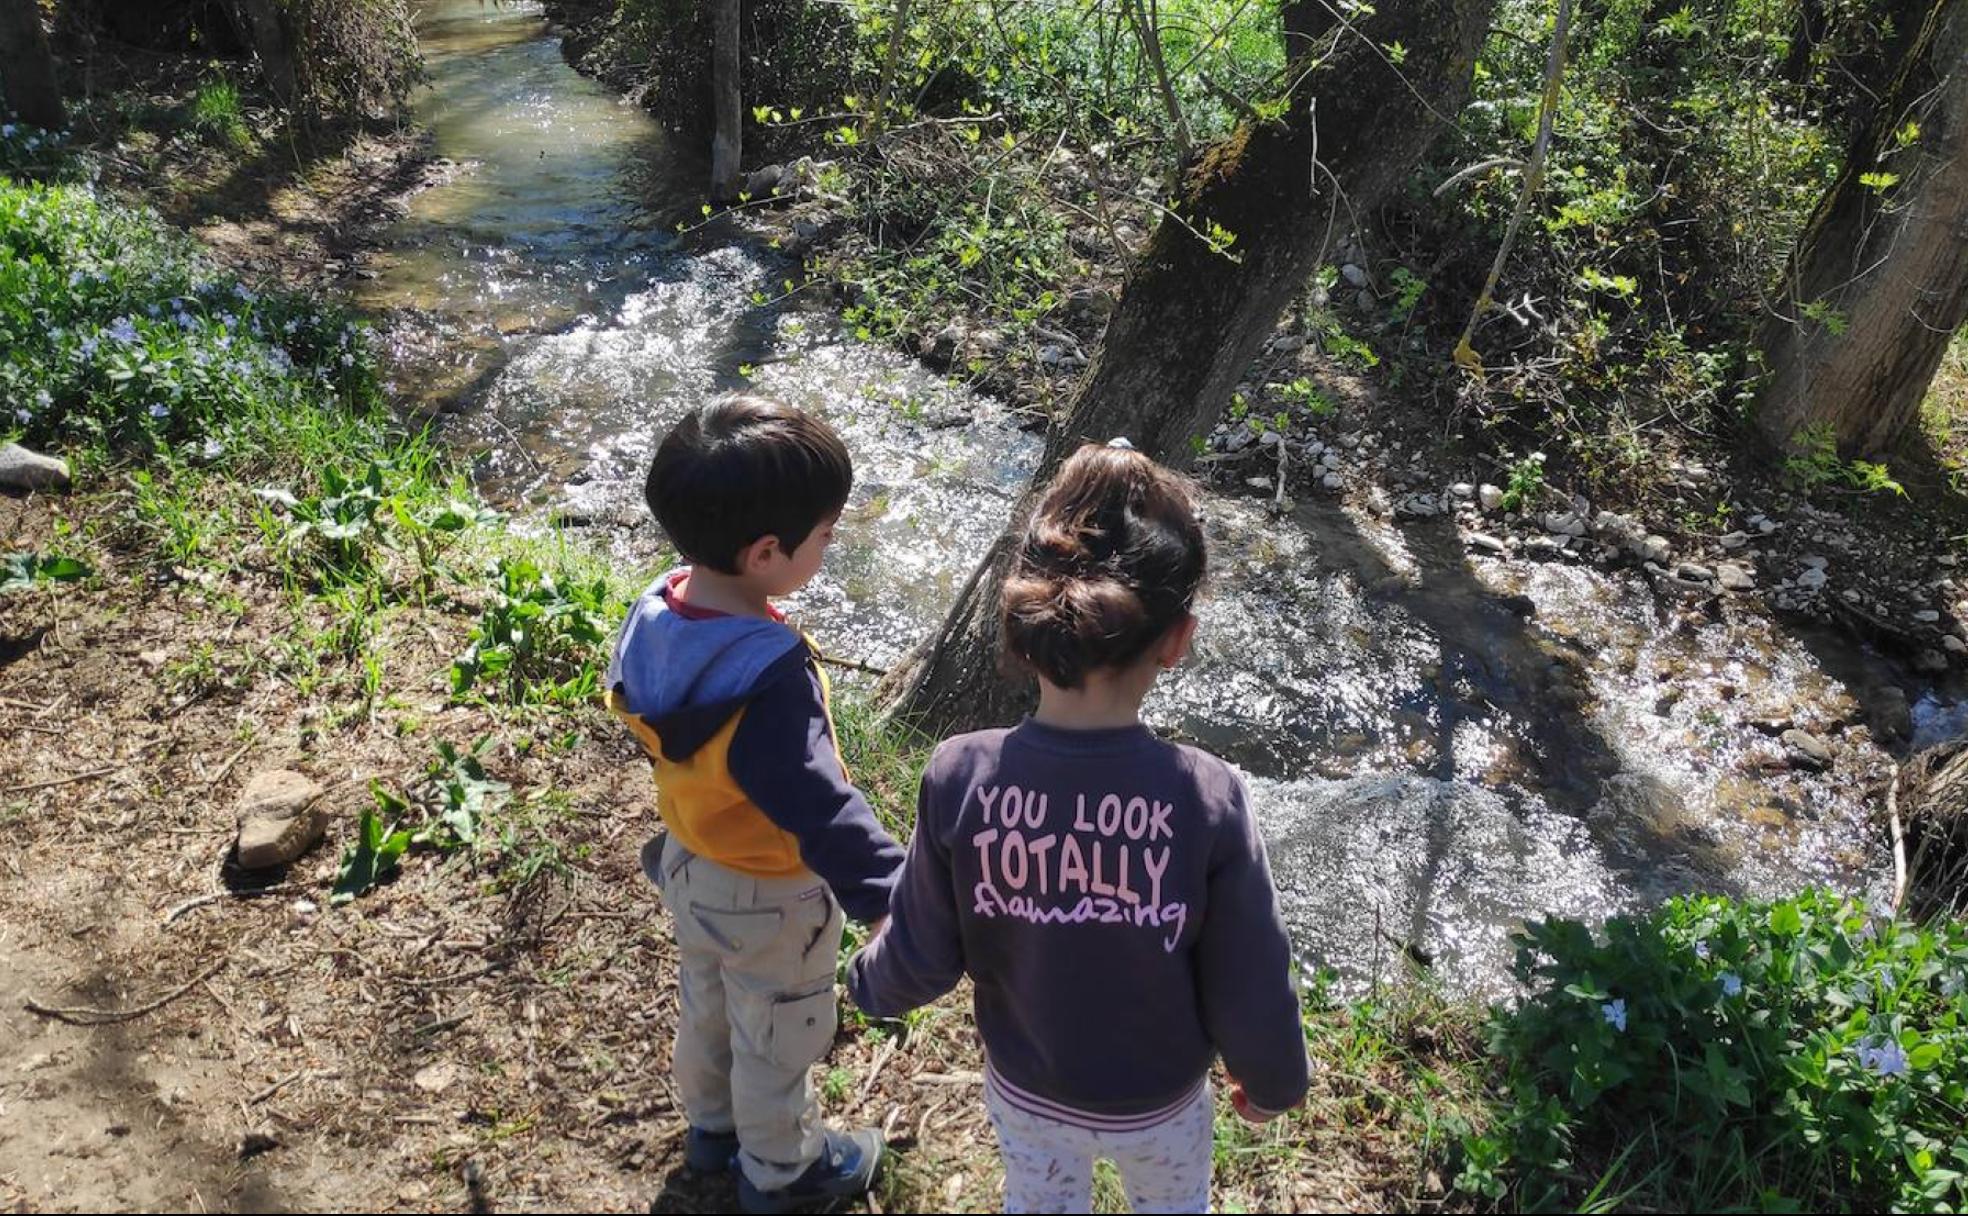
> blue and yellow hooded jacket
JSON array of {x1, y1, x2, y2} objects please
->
[{"x1": 605, "y1": 570, "x2": 904, "y2": 923}]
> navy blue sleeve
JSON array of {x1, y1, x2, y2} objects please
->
[
  {"x1": 847, "y1": 764, "x2": 966, "y2": 1017},
  {"x1": 726, "y1": 662, "x2": 906, "y2": 923},
  {"x1": 1196, "y1": 775, "x2": 1310, "y2": 1114}
]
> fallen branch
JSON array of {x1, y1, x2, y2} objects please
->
[
  {"x1": 163, "y1": 883, "x2": 298, "y2": 926},
  {"x1": 818, "y1": 652, "x2": 891, "y2": 678},
  {"x1": 2, "y1": 765, "x2": 120, "y2": 795},
  {"x1": 25, "y1": 960, "x2": 227, "y2": 1026},
  {"x1": 1888, "y1": 766, "x2": 1909, "y2": 916}
]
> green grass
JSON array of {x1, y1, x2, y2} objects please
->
[{"x1": 184, "y1": 77, "x2": 252, "y2": 150}]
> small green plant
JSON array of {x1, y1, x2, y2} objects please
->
[
  {"x1": 1388, "y1": 267, "x2": 1428, "y2": 320},
  {"x1": 185, "y1": 76, "x2": 251, "y2": 150},
  {"x1": 420, "y1": 738, "x2": 511, "y2": 851},
  {"x1": 1783, "y1": 424, "x2": 1907, "y2": 496},
  {"x1": 256, "y1": 461, "x2": 392, "y2": 576},
  {"x1": 0, "y1": 552, "x2": 89, "y2": 593},
  {"x1": 331, "y1": 787, "x2": 415, "y2": 904},
  {"x1": 451, "y1": 557, "x2": 616, "y2": 704},
  {"x1": 823, "y1": 1067, "x2": 853, "y2": 1103},
  {"x1": 1461, "y1": 891, "x2": 1968, "y2": 1211},
  {"x1": 1280, "y1": 377, "x2": 1337, "y2": 418},
  {"x1": 1500, "y1": 451, "x2": 1547, "y2": 513}
]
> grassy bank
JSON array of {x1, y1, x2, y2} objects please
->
[{"x1": 6, "y1": 163, "x2": 1968, "y2": 1213}]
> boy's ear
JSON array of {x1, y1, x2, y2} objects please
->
[
  {"x1": 1158, "y1": 613, "x2": 1199, "y2": 669},
  {"x1": 737, "y1": 533, "x2": 784, "y2": 573}
]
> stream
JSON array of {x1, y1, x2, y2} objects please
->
[{"x1": 359, "y1": 0, "x2": 1944, "y2": 993}]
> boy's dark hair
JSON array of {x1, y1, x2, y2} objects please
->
[
  {"x1": 645, "y1": 395, "x2": 853, "y2": 573},
  {"x1": 1001, "y1": 443, "x2": 1206, "y2": 689}
]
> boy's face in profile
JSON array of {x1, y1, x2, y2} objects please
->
[{"x1": 747, "y1": 511, "x2": 839, "y2": 598}]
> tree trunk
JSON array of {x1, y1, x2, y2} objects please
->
[
  {"x1": 0, "y1": 0, "x2": 65, "y2": 131},
  {"x1": 1754, "y1": 0, "x2": 1968, "y2": 456},
  {"x1": 1901, "y1": 741, "x2": 1968, "y2": 919},
  {"x1": 232, "y1": 0, "x2": 298, "y2": 108},
  {"x1": 230, "y1": 0, "x2": 298, "y2": 108},
  {"x1": 709, "y1": 0, "x2": 742, "y2": 201},
  {"x1": 879, "y1": 0, "x2": 1497, "y2": 737}
]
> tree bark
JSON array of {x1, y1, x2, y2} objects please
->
[
  {"x1": 879, "y1": 0, "x2": 1498, "y2": 737},
  {"x1": 1754, "y1": 0, "x2": 1968, "y2": 456},
  {"x1": 0, "y1": 0, "x2": 65, "y2": 131},
  {"x1": 1901, "y1": 741, "x2": 1968, "y2": 919},
  {"x1": 709, "y1": 0, "x2": 742, "y2": 201},
  {"x1": 232, "y1": 0, "x2": 298, "y2": 108}
]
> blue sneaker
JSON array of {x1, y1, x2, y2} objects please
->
[
  {"x1": 735, "y1": 1127, "x2": 883, "y2": 1214},
  {"x1": 683, "y1": 1126, "x2": 741, "y2": 1174}
]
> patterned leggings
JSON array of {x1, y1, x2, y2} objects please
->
[{"x1": 983, "y1": 1073, "x2": 1213, "y2": 1214}]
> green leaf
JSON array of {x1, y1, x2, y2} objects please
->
[{"x1": 331, "y1": 793, "x2": 413, "y2": 904}]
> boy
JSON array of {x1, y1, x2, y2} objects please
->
[{"x1": 606, "y1": 395, "x2": 904, "y2": 1214}]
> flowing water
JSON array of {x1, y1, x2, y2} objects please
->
[{"x1": 362, "y1": 0, "x2": 1949, "y2": 993}]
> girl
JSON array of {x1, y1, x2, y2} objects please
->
[{"x1": 848, "y1": 441, "x2": 1308, "y2": 1213}]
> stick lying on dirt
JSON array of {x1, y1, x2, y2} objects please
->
[
  {"x1": 24, "y1": 960, "x2": 227, "y2": 1026},
  {"x1": 163, "y1": 883, "x2": 298, "y2": 926}
]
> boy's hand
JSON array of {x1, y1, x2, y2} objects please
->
[{"x1": 1228, "y1": 1077, "x2": 1287, "y2": 1124}]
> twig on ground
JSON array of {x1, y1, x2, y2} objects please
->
[
  {"x1": 24, "y1": 960, "x2": 227, "y2": 1026},
  {"x1": 2, "y1": 766, "x2": 120, "y2": 795},
  {"x1": 163, "y1": 883, "x2": 298, "y2": 926}
]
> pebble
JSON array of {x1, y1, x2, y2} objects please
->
[
  {"x1": 1320, "y1": 471, "x2": 1344, "y2": 490},
  {"x1": 1635, "y1": 535, "x2": 1672, "y2": 564},
  {"x1": 1913, "y1": 609, "x2": 1941, "y2": 622},
  {"x1": 1781, "y1": 729, "x2": 1833, "y2": 771},
  {"x1": 1802, "y1": 555, "x2": 1830, "y2": 569},
  {"x1": 1341, "y1": 263, "x2": 1369, "y2": 288},
  {"x1": 1258, "y1": 430, "x2": 1280, "y2": 447},
  {"x1": 1796, "y1": 566, "x2": 1829, "y2": 591},
  {"x1": 1942, "y1": 634, "x2": 1967, "y2": 654},
  {"x1": 1468, "y1": 533, "x2": 1509, "y2": 556},
  {"x1": 236, "y1": 770, "x2": 329, "y2": 870},
  {"x1": 1450, "y1": 482, "x2": 1475, "y2": 499},
  {"x1": 1720, "y1": 531, "x2": 1749, "y2": 550},
  {"x1": 1916, "y1": 648, "x2": 1950, "y2": 672},
  {"x1": 1677, "y1": 562, "x2": 1715, "y2": 582},
  {"x1": 1479, "y1": 484, "x2": 1504, "y2": 512},
  {"x1": 1717, "y1": 564, "x2": 1755, "y2": 592},
  {"x1": 1268, "y1": 333, "x2": 1307, "y2": 354}
]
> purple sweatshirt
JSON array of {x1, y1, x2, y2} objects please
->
[{"x1": 847, "y1": 720, "x2": 1310, "y2": 1118}]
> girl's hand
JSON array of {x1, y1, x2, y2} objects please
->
[{"x1": 1228, "y1": 1078, "x2": 1286, "y2": 1124}]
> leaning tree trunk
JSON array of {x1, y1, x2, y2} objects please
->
[
  {"x1": 232, "y1": 0, "x2": 299, "y2": 108},
  {"x1": 1900, "y1": 740, "x2": 1968, "y2": 920},
  {"x1": 709, "y1": 0, "x2": 742, "y2": 201},
  {"x1": 0, "y1": 0, "x2": 65, "y2": 131},
  {"x1": 879, "y1": 0, "x2": 1497, "y2": 737},
  {"x1": 1754, "y1": 0, "x2": 1968, "y2": 456}
]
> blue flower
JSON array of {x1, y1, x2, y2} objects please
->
[
  {"x1": 1856, "y1": 1039, "x2": 1908, "y2": 1078},
  {"x1": 147, "y1": 402, "x2": 169, "y2": 419},
  {"x1": 1720, "y1": 973, "x2": 1742, "y2": 997},
  {"x1": 107, "y1": 317, "x2": 139, "y2": 344},
  {"x1": 1602, "y1": 999, "x2": 1628, "y2": 1032},
  {"x1": 1853, "y1": 980, "x2": 1873, "y2": 1005},
  {"x1": 1, "y1": 124, "x2": 15, "y2": 138},
  {"x1": 1694, "y1": 939, "x2": 1711, "y2": 961}
]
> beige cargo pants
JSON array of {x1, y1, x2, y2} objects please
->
[{"x1": 644, "y1": 832, "x2": 845, "y2": 1191}]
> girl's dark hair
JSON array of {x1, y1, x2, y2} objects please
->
[
  {"x1": 1001, "y1": 444, "x2": 1207, "y2": 689},
  {"x1": 645, "y1": 395, "x2": 852, "y2": 573}
]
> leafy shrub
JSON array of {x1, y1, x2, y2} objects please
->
[
  {"x1": 0, "y1": 180, "x2": 382, "y2": 460},
  {"x1": 451, "y1": 557, "x2": 617, "y2": 705},
  {"x1": 1462, "y1": 891, "x2": 1968, "y2": 1212}
]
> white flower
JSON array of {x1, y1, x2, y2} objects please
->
[
  {"x1": 340, "y1": 353, "x2": 354, "y2": 367},
  {"x1": 1694, "y1": 939, "x2": 1711, "y2": 960},
  {"x1": 1, "y1": 124, "x2": 15, "y2": 138},
  {"x1": 147, "y1": 402, "x2": 169, "y2": 419},
  {"x1": 201, "y1": 438, "x2": 225, "y2": 460},
  {"x1": 13, "y1": 408, "x2": 30, "y2": 425},
  {"x1": 1720, "y1": 973, "x2": 1742, "y2": 997},
  {"x1": 1602, "y1": 999, "x2": 1628, "y2": 1032},
  {"x1": 34, "y1": 389, "x2": 51, "y2": 408}
]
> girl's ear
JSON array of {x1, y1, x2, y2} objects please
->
[{"x1": 1158, "y1": 613, "x2": 1199, "y2": 669}]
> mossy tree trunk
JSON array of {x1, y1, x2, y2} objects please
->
[
  {"x1": 1754, "y1": 0, "x2": 1968, "y2": 456},
  {"x1": 879, "y1": 0, "x2": 1498, "y2": 738},
  {"x1": 0, "y1": 0, "x2": 65, "y2": 130}
]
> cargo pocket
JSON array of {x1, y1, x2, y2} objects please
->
[{"x1": 766, "y1": 983, "x2": 838, "y2": 1072}]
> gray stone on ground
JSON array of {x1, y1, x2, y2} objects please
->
[
  {"x1": 236, "y1": 770, "x2": 328, "y2": 869},
  {"x1": 1478, "y1": 484, "x2": 1504, "y2": 512},
  {"x1": 0, "y1": 443, "x2": 71, "y2": 492},
  {"x1": 1781, "y1": 729, "x2": 1833, "y2": 771},
  {"x1": 1718, "y1": 563, "x2": 1755, "y2": 592}
]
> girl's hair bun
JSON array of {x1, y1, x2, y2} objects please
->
[{"x1": 1000, "y1": 443, "x2": 1207, "y2": 689}]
